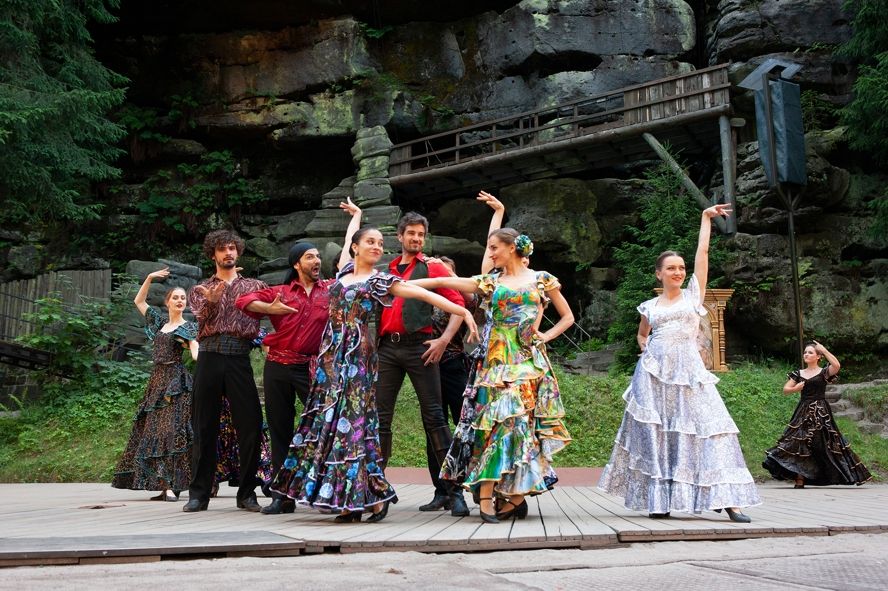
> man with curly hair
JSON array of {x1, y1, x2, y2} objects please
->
[{"x1": 183, "y1": 229, "x2": 268, "y2": 513}]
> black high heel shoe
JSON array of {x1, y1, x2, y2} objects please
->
[
  {"x1": 714, "y1": 507, "x2": 752, "y2": 523},
  {"x1": 334, "y1": 511, "x2": 363, "y2": 523},
  {"x1": 479, "y1": 497, "x2": 500, "y2": 524},
  {"x1": 366, "y1": 496, "x2": 398, "y2": 524},
  {"x1": 496, "y1": 498, "x2": 528, "y2": 520}
]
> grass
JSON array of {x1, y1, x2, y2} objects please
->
[
  {"x1": 1, "y1": 361, "x2": 886, "y2": 482},
  {"x1": 845, "y1": 384, "x2": 888, "y2": 423}
]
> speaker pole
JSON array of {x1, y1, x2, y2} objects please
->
[{"x1": 778, "y1": 184, "x2": 805, "y2": 362}]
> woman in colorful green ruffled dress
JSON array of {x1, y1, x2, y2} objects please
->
[{"x1": 411, "y1": 228, "x2": 574, "y2": 523}]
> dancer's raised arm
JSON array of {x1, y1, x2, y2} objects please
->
[
  {"x1": 693, "y1": 203, "x2": 731, "y2": 303},
  {"x1": 338, "y1": 197, "x2": 362, "y2": 270},
  {"x1": 478, "y1": 190, "x2": 505, "y2": 274},
  {"x1": 814, "y1": 341, "x2": 841, "y2": 376},
  {"x1": 133, "y1": 268, "x2": 170, "y2": 316}
]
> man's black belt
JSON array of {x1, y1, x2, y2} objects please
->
[{"x1": 382, "y1": 332, "x2": 430, "y2": 344}]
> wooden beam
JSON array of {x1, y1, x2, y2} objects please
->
[{"x1": 642, "y1": 132, "x2": 727, "y2": 234}]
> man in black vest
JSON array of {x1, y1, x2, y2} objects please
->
[{"x1": 375, "y1": 212, "x2": 470, "y2": 516}]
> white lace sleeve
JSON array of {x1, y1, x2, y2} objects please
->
[{"x1": 684, "y1": 274, "x2": 708, "y2": 316}]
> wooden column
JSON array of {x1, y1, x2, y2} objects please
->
[{"x1": 655, "y1": 287, "x2": 734, "y2": 372}]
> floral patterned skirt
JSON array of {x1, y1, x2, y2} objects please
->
[
  {"x1": 270, "y1": 379, "x2": 396, "y2": 512},
  {"x1": 112, "y1": 363, "x2": 193, "y2": 492}
]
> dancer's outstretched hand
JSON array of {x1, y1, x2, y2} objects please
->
[
  {"x1": 703, "y1": 203, "x2": 732, "y2": 219},
  {"x1": 339, "y1": 196, "x2": 361, "y2": 216},
  {"x1": 146, "y1": 268, "x2": 170, "y2": 281},
  {"x1": 477, "y1": 190, "x2": 504, "y2": 212},
  {"x1": 463, "y1": 311, "x2": 479, "y2": 344}
]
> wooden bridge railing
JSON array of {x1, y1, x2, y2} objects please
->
[{"x1": 389, "y1": 63, "x2": 731, "y2": 177}]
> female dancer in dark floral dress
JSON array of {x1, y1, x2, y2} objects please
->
[
  {"x1": 112, "y1": 269, "x2": 198, "y2": 501},
  {"x1": 763, "y1": 341, "x2": 871, "y2": 487},
  {"x1": 271, "y1": 200, "x2": 478, "y2": 522}
]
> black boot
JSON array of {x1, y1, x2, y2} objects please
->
[
  {"x1": 261, "y1": 497, "x2": 296, "y2": 515},
  {"x1": 418, "y1": 492, "x2": 451, "y2": 512},
  {"x1": 449, "y1": 486, "x2": 470, "y2": 517}
]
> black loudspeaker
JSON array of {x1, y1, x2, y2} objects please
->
[{"x1": 754, "y1": 79, "x2": 807, "y2": 186}]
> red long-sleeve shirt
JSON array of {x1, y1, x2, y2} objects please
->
[
  {"x1": 378, "y1": 253, "x2": 465, "y2": 336},
  {"x1": 236, "y1": 279, "x2": 334, "y2": 365}
]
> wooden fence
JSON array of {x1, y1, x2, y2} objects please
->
[{"x1": 0, "y1": 269, "x2": 112, "y2": 341}]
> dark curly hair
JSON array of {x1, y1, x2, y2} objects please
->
[{"x1": 202, "y1": 229, "x2": 245, "y2": 260}]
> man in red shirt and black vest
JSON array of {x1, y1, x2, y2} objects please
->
[
  {"x1": 376, "y1": 212, "x2": 470, "y2": 517},
  {"x1": 236, "y1": 242, "x2": 333, "y2": 515}
]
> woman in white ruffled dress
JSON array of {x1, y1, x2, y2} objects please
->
[{"x1": 598, "y1": 204, "x2": 760, "y2": 522}]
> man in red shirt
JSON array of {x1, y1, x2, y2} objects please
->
[
  {"x1": 376, "y1": 212, "x2": 470, "y2": 517},
  {"x1": 236, "y1": 242, "x2": 333, "y2": 515}
]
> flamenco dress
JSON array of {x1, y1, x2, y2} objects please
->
[
  {"x1": 270, "y1": 263, "x2": 398, "y2": 512},
  {"x1": 441, "y1": 271, "x2": 571, "y2": 498},
  {"x1": 763, "y1": 366, "x2": 871, "y2": 486},
  {"x1": 598, "y1": 275, "x2": 761, "y2": 513},
  {"x1": 112, "y1": 307, "x2": 195, "y2": 492}
]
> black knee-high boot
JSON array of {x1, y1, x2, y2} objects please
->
[{"x1": 428, "y1": 426, "x2": 469, "y2": 516}]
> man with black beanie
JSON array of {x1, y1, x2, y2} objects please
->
[{"x1": 236, "y1": 241, "x2": 333, "y2": 515}]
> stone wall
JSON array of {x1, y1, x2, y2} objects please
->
[{"x1": 5, "y1": 0, "x2": 882, "y2": 359}]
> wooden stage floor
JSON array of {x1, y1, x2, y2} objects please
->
[{"x1": 1, "y1": 479, "x2": 886, "y2": 567}]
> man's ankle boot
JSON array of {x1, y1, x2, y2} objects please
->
[
  {"x1": 450, "y1": 486, "x2": 470, "y2": 517},
  {"x1": 419, "y1": 492, "x2": 451, "y2": 511}
]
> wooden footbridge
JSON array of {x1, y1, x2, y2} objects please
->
[{"x1": 389, "y1": 64, "x2": 737, "y2": 231}]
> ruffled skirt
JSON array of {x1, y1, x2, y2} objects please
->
[
  {"x1": 112, "y1": 363, "x2": 193, "y2": 491},
  {"x1": 270, "y1": 381, "x2": 396, "y2": 512},
  {"x1": 444, "y1": 345, "x2": 571, "y2": 497},
  {"x1": 763, "y1": 398, "x2": 872, "y2": 486},
  {"x1": 598, "y1": 355, "x2": 761, "y2": 513}
]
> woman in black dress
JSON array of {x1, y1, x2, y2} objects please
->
[{"x1": 763, "y1": 341, "x2": 872, "y2": 488}]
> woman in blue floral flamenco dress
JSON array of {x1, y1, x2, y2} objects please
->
[
  {"x1": 112, "y1": 269, "x2": 198, "y2": 501},
  {"x1": 598, "y1": 204, "x2": 760, "y2": 523},
  {"x1": 411, "y1": 227, "x2": 574, "y2": 524},
  {"x1": 763, "y1": 341, "x2": 871, "y2": 488},
  {"x1": 271, "y1": 200, "x2": 478, "y2": 523}
]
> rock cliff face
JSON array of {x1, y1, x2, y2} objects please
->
[{"x1": 24, "y1": 0, "x2": 881, "y2": 357}]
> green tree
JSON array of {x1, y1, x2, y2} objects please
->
[
  {"x1": 608, "y1": 162, "x2": 727, "y2": 370},
  {"x1": 0, "y1": 0, "x2": 127, "y2": 226},
  {"x1": 837, "y1": 0, "x2": 888, "y2": 235}
]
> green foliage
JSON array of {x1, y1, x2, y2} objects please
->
[
  {"x1": 18, "y1": 281, "x2": 135, "y2": 382},
  {"x1": 116, "y1": 150, "x2": 266, "y2": 260},
  {"x1": 837, "y1": 1, "x2": 888, "y2": 236},
  {"x1": 0, "y1": 0, "x2": 128, "y2": 226},
  {"x1": 358, "y1": 22, "x2": 394, "y2": 39},
  {"x1": 1, "y1": 280, "x2": 149, "y2": 481},
  {"x1": 607, "y1": 161, "x2": 728, "y2": 370},
  {"x1": 800, "y1": 90, "x2": 839, "y2": 131}
]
